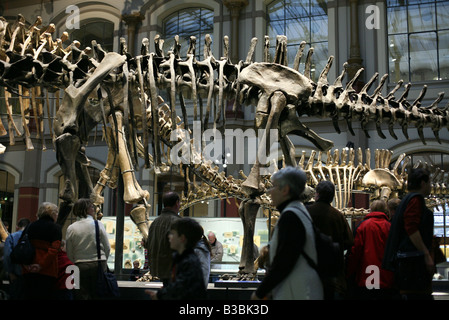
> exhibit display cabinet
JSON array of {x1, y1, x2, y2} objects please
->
[
  {"x1": 102, "y1": 216, "x2": 270, "y2": 272},
  {"x1": 100, "y1": 206, "x2": 449, "y2": 276}
]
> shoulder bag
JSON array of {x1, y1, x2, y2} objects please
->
[{"x1": 95, "y1": 220, "x2": 120, "y2": 298}]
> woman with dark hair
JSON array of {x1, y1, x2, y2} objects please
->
[{"x1": 65, "y1": 198, "x2": 110, "y2": 299}]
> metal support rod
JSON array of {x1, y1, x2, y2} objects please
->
[{"x1": 114, "y1": 174, "x2": 125, "y2": 276}]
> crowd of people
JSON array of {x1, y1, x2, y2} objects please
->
[
  {"x1": 0, "y1": 191, "x2": 226, "y2": 300},
  {"x1": 252, "y1": 166, "x2": 439, "y2": 300},
  {"x1": 1, "y1": 199, "x2": 110, "y2": 300},
  {"x1": 0, "y1": 166, "x2": 443, "y2": 300}
]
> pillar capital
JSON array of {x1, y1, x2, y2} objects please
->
[
  {"x1": 121, "y1": 12, "x2": 144, "y2": 55},
  {"x1": 121, "y1": 11, "x2": 144, "y2": 27},
  {"x1": 223, "y1": 0, "x2": 249, "y2": 16}
]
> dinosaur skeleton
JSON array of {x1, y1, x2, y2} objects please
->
[
  {"x1": 238, "y1": 35, "x2": 449, "y2": 194},
  {"x1": 1, "y1": 15, "x2": 449, "y2": 275}
]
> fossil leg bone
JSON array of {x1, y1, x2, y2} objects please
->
[
  {"x1": 238, "y1": 198, "x2": 261, "y2": 275},
  {"x1": 110, "y1": 111, "x2": 149, "y2": 204},
  {"x1": 53, "y1": 52, "x2": 126, "y2": 203},
  {"x1": 130, "y1": 205, "x2": 150, "y2": 245},
  {"x1": 91, "y1": 126, "x2": 119, "y2": 205},
  {"x1": 55, "y1": 133, "x2": 80, "y2": 201},
  {"x1": 242, "y1": 91, "x2": 287, "y2": 193}
]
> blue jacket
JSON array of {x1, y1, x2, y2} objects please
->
[{"x1": 3, "y1": 230, "x2": 24, "y2": 276}]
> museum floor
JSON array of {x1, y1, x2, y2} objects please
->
[
  {"x1": 115, "y1": 279, "x2": 449, "y2": 300},
  {"x1": 2, "y1": 276, "x2": 449, "y2": 300}
]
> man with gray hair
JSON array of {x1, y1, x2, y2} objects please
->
[{"x1": 251, "y1": 166, "x2": 323, "y2": 300}]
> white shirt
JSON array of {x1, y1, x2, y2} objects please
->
[{"x1": 66, "y1": 216, "x2": 111, "y2": 263}]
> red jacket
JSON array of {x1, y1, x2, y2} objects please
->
[
  {"x1": 346, "y1": 211, "x2": 394, "y2": 289},
  {"x1": 56, "y1": 250, "x2": 74, "y2": 290}
]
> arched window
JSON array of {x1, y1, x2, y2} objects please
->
[
  {"x1": 159, "y1": 7, "x2": 214, "y2": 121},
  {"x1": 388, "y1": 0, "x2": 449, "y2": 83},
  {"x1": 163, "y1": 7, "x2": 214, "y2": 59},
  {"x1": 70, "y1": 19, "x2": 114, "y2": 52},
  {"x1": 407, "y1": 151, "x2": 449, "y2": 172},
  {"x1": 0, "y1": 170, "x2": 15, "y2": 231},
  {"x1": 267, "y1": 0, "x2": 328, "y2": 81}
]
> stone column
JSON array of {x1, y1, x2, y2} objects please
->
[
  {"x1": 223, "y1": 0, "x2": 248, "y2": 62},
  {"x1": 347, "y1": 0, "x2": 364, "y2": 91},
  {"x1": 17, "y1": 149, "x2": 41, "y2": 222},
  {"x1": 121, "y1": 12, "x2": 144, "y2": 56}
]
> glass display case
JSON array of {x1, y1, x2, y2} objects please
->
[
  {"x1": 434, "y1": 203, "x2": 449, "y2": 260},
  {"x1": 100, "y1": 216, "x2": 271, "y2": 271}
]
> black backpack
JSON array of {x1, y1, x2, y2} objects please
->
[
  {"x1": 10, "y1": 227, "x2": 35, "y2": 265},
  {"x1": 301, "y1": 214, "x2": 341, "y2": 281}
]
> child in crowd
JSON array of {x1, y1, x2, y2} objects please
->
[{"x1": 147, "y1": 218, "x2": 207, "y2": 300}]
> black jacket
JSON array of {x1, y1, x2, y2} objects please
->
[
  {"x1": 27, "y1": 216, "x2": 62, "y2": 244},
  {"x1": 382, "y1": 192, "x2": 434, "y2": 272},
  {"x1": 147, "y1": 208, "x2": 181, "y2": 280},
  {"x1": 157, "y1": 248, "x2": 207, "y2": 300}
]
